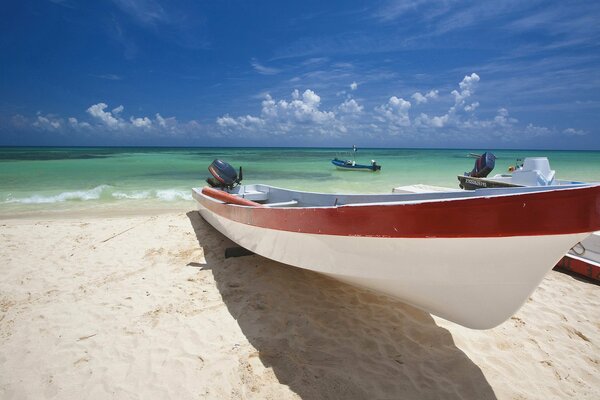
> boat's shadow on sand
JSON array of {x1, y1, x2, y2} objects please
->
[{"x1": 187, "y1": 211, "x2": 496, "y2": 400}]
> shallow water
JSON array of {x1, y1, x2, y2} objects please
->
[{"x1": 1, "y1": 147, "x2": 599, "y2": 216}]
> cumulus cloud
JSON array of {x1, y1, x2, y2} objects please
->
[
  {"x1": 216, "y1": 89, "x2": 349, "y2": 137},
  {"x1": 415, "y1": 74, "x2": 482, "y2": 128},
  {"x1": 33, "y1": 114, "x2": 62, "y2": 130},
  {"x1": 155, "y1": 113, "x2": 178, "y2": 131},
  {"x1": 24, "y1": 102, "x2": 194, "y2": 137},
  {"x1": 493, "y1": 107, "x2": 517, "y2": 127},
  {"x1": 12, "y1": 72, "x2": 568, "y2": 145},
  {"x1": 130, "y1": 116, "x2": 152, "y2": 128},
  {"x1": 415, "y1": 113, "x2": 449, "y2": 128},
  {"x1": 451, "y1": 73, "x2": 479, "y2": 105},
  {"x1": 464, "y1": 102, "x2": 479, "y2": 112},
  {"x1": 412, "y1": 92, "x2": 427, "y2": 104},
  {"x1": 68, "y1": 117, "x2": 90, "y2": 129},
  {"x1": 375, "y1": 96, "x2": 412, "y2": 127},
  {"x1": 87, "y1": 103, "x2": 122, "y2": 129},
  {"x1": 411, "y1": 90, "x2": 438, "y2": 104},
  {"x1": 338, "y1": 98, "x2": 363, "y2": 114}
]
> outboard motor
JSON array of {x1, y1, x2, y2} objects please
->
[
  {"x1": 466, "y1": 152, "x2": 495, "y2": 178},
  {"x1": 206, "y1": 159, "x2": 243, "y2": 189}
]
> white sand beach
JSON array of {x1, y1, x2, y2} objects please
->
[{"x1": 1, "y1": 211, "x2": 598, "y2": 399}]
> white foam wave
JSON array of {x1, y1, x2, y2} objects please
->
[
  {"x1": 4, "y1": 186, "x2": 193, "y2": 204},
  {"x1": 155, "y1": 189, "x2": 193, "y2": 201},
  {"x1": 4, "y1": 185, "x2": 110, "y2": 204},
  {"x1": 112, "y1": 191, "x2": 152, "y2": 200},
  {"x1": 111, "y1": 189, "x2": 191, "y2": 201},
  {"x1": 112, "y1": 189, "x2": 192, "y2": 201}
]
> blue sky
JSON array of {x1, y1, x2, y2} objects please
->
[{"x1": 1, "y1": 0, "x2": 599, "y2": 149}]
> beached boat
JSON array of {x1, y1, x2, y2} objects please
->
[
  {"x1": 458, "y1": 154, "x2": 599, "y2": 282},
  {"x1": 331, "y1": 145, "x2": 381, "y2": 171},
  {"x1": 554, "y1": 231, "x2": 600, "y2": 283},
  {"x1": 194, "y1": 161, "x2": 600, "y2": 329},
  {"x1": 458, "y1": 155, "x2": 584, "y2": 190}
]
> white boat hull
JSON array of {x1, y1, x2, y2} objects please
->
[{"x1": 198, "y1": 203, "x2": 587, "y2": 329}]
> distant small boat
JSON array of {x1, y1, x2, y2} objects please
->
[
  {"x1": 194, "y1": 159, "x2": 600, "y2": 329},
  {"x1": 331, "y1": 145, "x2": 381, "y2": 171},
  {"x1": 331, "y1": 158, "x2": 381, "y2": 171}
]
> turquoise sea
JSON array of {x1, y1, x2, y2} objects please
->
[{"x1": 1, "y1": 147, "x2": 599, "y2": 217}]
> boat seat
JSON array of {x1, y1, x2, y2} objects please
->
[{"x1": 264, "y1": 200, "x2": 299, "y2": 208}]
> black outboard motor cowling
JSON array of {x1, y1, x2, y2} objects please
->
[
  {"x1": 467, "y1": 152, "x2": 496, "y2": 178},
  {"x1": 207, "y1": 159, "x2": 243, "y2": 189}
]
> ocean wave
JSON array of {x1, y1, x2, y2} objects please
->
[
  {"x1": 4, "y1": 185, "x2": 111, "y2": 204},
  {"x1": 154, "y1": 189, "x2": 193, "y2": 201},
  {"x1": 111, "y1": 191, "x2": 152, "y2": 200},
  {"x1": 112, "y1": 189, "x2": 192, "y2": 201},
  {"x1": 4, "y1": 186, "x2": 193, "y2": 204}
]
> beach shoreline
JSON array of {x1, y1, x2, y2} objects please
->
[{"x1": 1, "y1": 210, "x2": 598, "y2": 399}]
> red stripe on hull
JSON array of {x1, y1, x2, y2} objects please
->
[{"x1": 197, "y1": 185, "x2": 600, "y2": 238}]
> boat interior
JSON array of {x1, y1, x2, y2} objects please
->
[{"x1": 195, "y1": 183, "x2": 593, "y2": 208}]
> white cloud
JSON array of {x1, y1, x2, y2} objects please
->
[
  {"x1": 338, "y1": 98, "x2": 363, "y2": 114},
  {"x1": 33, "y1": 114, "x2": 62, "y2": 130},
  {"x1": 412, "y1": 90, "x2": 439, "y2": 104},
  {"x1": 87, "y1": 103, "x2": 122, "y2": 129},
  {"x1": 216, "y1": 114, "x2": 265, "y2": 131},
  {"x1": 26, "y1": 102, "x2": 191, "y2": 136},
  {"x1": 130, "y1": 116, "x2": 152, "y2": 128},
  {"x1": 15, "y1": 72, "x2": 569, "y2": 146},
  {"x1": 375, "y1": 96, "x2": 412, "y2": 127},
  {"x1": 415, "y1": 113, "x2": 449, "y2": 128},
  {"x1": 350, "y1": 81, "x2": 358, "y2": 90},
  {"x1": 263, "y1": 89, "x2": 336, "y2": 125},
  {"x1": 155, "y1": 113, "x2": 178, "y2": 130},
  {"x1": 464, "y1": 101, "x2": 479, "y2": 112},
  {"x1": 524, "y1": 123, "x2": 552, "y2": 137},
  {"x1": 216, "y1": 89, "x2": 348, "y2": 136},
  {"x1": 251, "y1": 59, "x2": 280, "y2": 75},
  {"x1": 425, "y1": 89, "x2": 439, "y2": 100},
  {"x1": 563, "y1": 127, "x2": 587, "y2": 136},
  {"x1": 493, "y1": 107, "x2": 517, "y2": 127},
  {"x1": 451, "y1": 73, "x2": 479, "y2": 105},
  {"x1": 112, "y1": 0, "x2": 168, "y2": 26},
  {"x1": 412, "y1": 92, "x2": 427, "y2": 104},
  {"x1": 68, "y1": 117, "x2": 90, "y2": 129}
]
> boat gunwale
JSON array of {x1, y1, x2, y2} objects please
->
[
  {"x1": 193, "y1": 183, "x2": 597, "y2": 210},
  {"x1": 193, "y1": 184, "x2": 600, "y2": 239}
]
